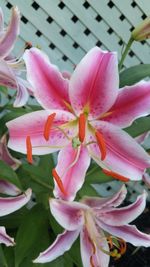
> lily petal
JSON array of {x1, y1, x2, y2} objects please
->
[
  {"x1": 23, "y1": 48, "x2": 70, "y2": 110},
  {"x1": 0, "y1": 188, "x2": 32, "y2": 216},
  {"x1": 13, "y1": 78, "x2": 29, "y2": 107},
  {"x1": 143, "y1": 172, "x2": 150, "y2": 187},
  {"x1": 50, "y1": 198, "x2": 86, "y2": 231},
  {"x1": 97, "y1": 191, "x2": 147, "y2": 226},
  {"x1": 33, "y1": 230, "x2": 79, "y2": 263},
  {"x1": 69, "y1": 47, "x2": 119, "y2": 119},
  {"x1": 0, "y1": 59, "x2": 17, "y2": 88},
  {"x1": 80, "y1": 226, "x2": 110, "y2": 267},
  {"x1": 7, "y1": 110, "x2": 76, "y2": 154},
  {"x1": 0, "y1": 135, "x2": 21, "y2": 170},
  {"x1": 82, "y1": 184, "x2": 127, "y2": 208},
  {"x1": 0, "y1": 180, "x2": 21, "y2": 196},
  {"x1": 97, "y1": 221, "x2": 150, "y2": 247},
  {"x1": 89, "y1": 120, "x2": 150, "y2": 180},
  {"x1": 0, "y1": 226, "x2": 15, "y2": 246},
  {"x1": 53, "y1": 144, "x2": 91, "y2": 201},
  {"x1": 0, "y1": 7, "x2": 20, "y2": 59},
  {"x1": 104, "y1": 81, "x2": 150, "y2": 128}
]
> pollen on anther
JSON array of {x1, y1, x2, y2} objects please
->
[
  {"x1": 103, "y1": 169, "x2": 130, "y2": 182},
  {"x1": 52, "y1": 168, "x2": 67, "y2": 196},
  {"x1": 26, "y1": 136, "x2": 32, "y2": 164},
  {"x1": 95, "y1": 131, "x2": 106, "y2": 160},
  {"x1": 78, "y1": 113, "x2": 86, "y2": 143},
  {"x1": 44, "y1": 113, "x2": 56, "y2": 141}
]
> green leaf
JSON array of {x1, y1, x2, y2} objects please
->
[
  {"x1": 86, "y1": 165, "x2": 113, "y2": 184},
  {"x1": 0, "y1": 160, "x2": 21, "y2": 188},
  {"x1": 0, "y1": 207, "x2": 28, "y2": 229},
  {"x1": 125, "y1": 117, "x2": 150, "y2": 137},
  {"x1": 0, "y1": 86, "x2": 8, "y2": 96},
  {"x1": 119, "y1": 64, "x2": 150, "y2": 87},
  {"x1": 15, "y1": 204, "x2": 50, "y2": 267},
  {"x1": 0, "y1": 245, "x2": 8, "y2": 267}
]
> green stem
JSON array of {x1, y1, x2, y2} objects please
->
[
  {"x1": 119, "y1": 37, "x2": 134, "y2": 71},
  {"x1": 30, "y1": 175, "x2": 53, "y2": 190}
]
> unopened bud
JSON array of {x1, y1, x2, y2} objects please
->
[{"x1": 131, "y1": 17, "x2": 150, "y2": 41}]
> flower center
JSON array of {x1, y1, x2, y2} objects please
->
[{"x1": 107, "y1": 235, "x2": 127, "y2": 260}]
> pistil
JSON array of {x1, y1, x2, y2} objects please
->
[
  {"x1": 52, "y1": 168, "x2": 67, "y2": 196},
  {"x1": 95, "y1": 131, "x2": 106, "y2": 160},
  {"x1": 26, "y1": 136, "x2": 32, "y2": 164},
  {"x1": 44, "y1": 113, "x2": 56, "y2": 141},
  {"x1": 103, "y1": 169, "x2": 130, "y2": 182},
  {"x1": 78, "y1": 113, "x2": 86, "y2": 143}
]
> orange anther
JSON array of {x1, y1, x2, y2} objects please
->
[
  {"x1": 78, "y1": 113, "x2": 86, "y2": 143},
  {"x1": 95, "y1": 131, "x2": 106, "y2": 161},
  {"x1": 52, "y1": 169, "x2": 67, "y2": 196},
  {"x1": 103, "y1": 169, "x2": 130, "y2": 182},
  {"x1": 44, "y1": 113, "x2": 56, "y2": 141},
  {"x1": 26, "y1": 136, "x2": 32, "y2": 164},
  {"x1": 90, "y1": 255, "x2": 95, "y2": 267}
]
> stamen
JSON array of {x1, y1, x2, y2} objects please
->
[
  {"x1": 88, "y1": 236, "x2": 96, "y2": 255},
  {"x1": 52, "y1": 169, "x2": 67, "y2": 196},
  {"x1": 26, "y1": 136, "x2": 32, "y2": 164},
  {"x1": 79, "y1": 113, "x2": 86, "y2": 143},
  {"x1": 102, "y1": 169, "x2": 130, "y2": 182},
  {"x1": 95, "y1": 131, "x2": 106, "y2": 160},
  {"x1": 118, "y1": 238, "x2": 127, "y2": 255},
  {"x1": 44, "y1": 113, "x2": 56, "y2": 141},
  {"x1": 90, "y1": 255, "x2": 95, "y2": 267}
]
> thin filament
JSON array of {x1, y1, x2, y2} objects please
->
[
  {"x1": 79, "y1": 113, "x2": 86, "y2": 143},
  {"x1": 103, "y1": 169, "x2": 130, "y2": 182},
  {"x1": 52, "y1": 168, "x2": 67, "y2": 196},
  {"x1": 95, "y1": 131, "x2": 106, "y2": 161},
  {"x1": 44, "y1": 113, "x2": 56, "y2": 141},
  {"x1": 26, "y1": 136, "x2": 32, "y2": 164}
]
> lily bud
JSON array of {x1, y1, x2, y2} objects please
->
[{"x1": 131, "y1": 16, "x2": 150, "y2": 41}]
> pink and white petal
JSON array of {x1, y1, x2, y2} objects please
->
[
  {"x1": 23, "y1": 48, "x2": 70, "y2": 110},
  {"x1": 0, "y1": 226, "x2": 15, "y2": 246},
  {"x1": 69, "y1": 47, "x2": 119, "y2": 119},
  {"x1": 0, "y1": 180, "x2": 21, "y2": 196},
  {"x1": 53, "y1": 144, "x2": 91, "y2": 201},
  {"x1": 89, "y1": 121, "x2": 150, "y2": 180},
  {"x1": 7, "y1": 110, "x2": 76, "y2": 155},
  {"x1": 104, "y1": 81, "x2": 150, "y2": 128},
  {"x1": 0, "y1": 135, "x2": 21, "y2": 170},
  {"x1": 0, "y1": 8, "x2": 4, "y2": 32},
  {"x1": 50, "y1": 198, "x2": 86, "y2": 231},
  {"x1": 0, "y1": 7, "x2": 20, "y2": 59},
  {"x1": 82, "y1": 184, "x2": 127, "y2": 209},
  {"x1": 143, "y1": 172, "x2": 150, "y2": 188},
  {"x1": 33, "y1": 230, "x2": 79, "y2": 263},
  {"x1": 0, "y1": 59, "x2": 17, "y2": 88},
  {"x1": 0, "y1": 188, "x2": 32, "y2": 216},
  {"x1": 62, "y1": 70, "x2": 71, "y2": 80},
  {"x1": 135, "y1": 131, "x2": 150, "y2": 145},
  {"x1": 97, "y1": 221, "x2": 150, "y2": 247},
  {"x1": 97, "y1": 191, "x2": 147, "y2": 226},
  {"x1": 13, "y1": 79, "x2": 29, "y2": 107},
  {"x1": 80, "y1": 226, "x2": 110, "y2": 267}
]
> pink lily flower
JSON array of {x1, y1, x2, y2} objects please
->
[
  {"x1": 34, "y1": 185, "x2": 150, "y2": 266},
  {"x1": 7, "y1": 47, "x2": 150, "y2": 200},
  {"x1": 0, "y1": 6, "x2": 31, "y2": 107},
  {"x1": 0, "y1": 187, "x2": 32, "y2": 246}
]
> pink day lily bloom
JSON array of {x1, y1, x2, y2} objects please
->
[
  {"x1": 34, "y1": 185, "x2": 150, "y2": 266},
  {"x1": 0, "y1": 134, "x2": 21, "y2": 170},
  {"x1": 0, "y1": 6, "x2": 31, "y2": 107},
  {"x1": 0, "y1": 187, "x2": 32, "y2": 246},
  {"x1": 7, "y1": 47, "x2": 150, "y2": 200}
]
